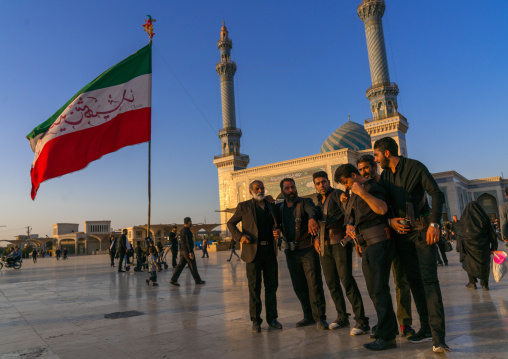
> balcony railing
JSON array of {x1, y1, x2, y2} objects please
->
[
  {"x1": 213, "y1": 153, "x2": 250, "y2": 160},
  {"x1": 364, "y1": 111, "x2": 406, "y2": 124},
  {"x1": 365, "y1": 82, "x2": 398, "y2": 95}
]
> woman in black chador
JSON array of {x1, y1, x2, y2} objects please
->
[{"x1": 455, "y1": 201, "x2": 498, "y2": 290}]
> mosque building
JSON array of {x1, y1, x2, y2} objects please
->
[{"x1": 213, "y1": 0, "x2": 507, "y2": 233}]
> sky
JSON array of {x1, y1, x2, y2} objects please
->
[{"x1": 1, "y1": 0, "x2": 507, "y2": 239}]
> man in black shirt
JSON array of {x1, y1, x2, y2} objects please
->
[
  {"x1": 228, "y1": 180, "x2": 281, "y2": 333},
  {"x1": 276, "y1": 178, "x2": 328, "y2": 330},
  {"x1": 170, "y1": 217, "x2": 206, "y2": 286},
  {"x1": 108, "y1": 233, "x2": 117, "y2": 267},
  {"x1": 374, "y1": 137, "x2": 449, "y2": 353},
  {"x1": 335, "y1": 164, "x2": 398, "y2": 351},
  {"x1": 169, "y1": 226, "x2": 179, "y2": 268},
  {"x1": 357, "y1": 154, "x2": 415, "y2": 337},
  {"x1": 312, "y1": 171, "x2": 369, "y2": 334}
]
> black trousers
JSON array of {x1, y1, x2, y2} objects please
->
[
  {"x1": 109, "y1": 250, "x2": 116, "y2": 266},
  {"x1": 171, "y1": 253, "x2": 202, "y2": 283},
  {"x1": 436, "y1": 241, "x2": 448, "y2": 264},
  {"x1": 396, "y1": 230, "x2": 446, "y2": 344},
  {"x1": 362, "y1": 240, "x2": 398, "y2": 341},
  {"x1": 320, "y1": 242, "x2": 368, "y2": 325},
  {"x1": 202, "y1": 247, "x2": 209, "y2": 258},
  {"x1": 467, "y1": 273, "x2": 488, "y2": 287},
  {"x1": 391, "y1": 251, "x2": 413, "y2": 326},
  {"x1": 171, "y1": 250, "x2": 178, "y2": 268},
  {"x1": 118, "y1": 251, "x2": 126, "y2": 269},
  {"x1": 285, "y1": 247, "x2": 326, "y2": 321},
  {"x1": 246, "y1": 245, "x2": 278, "y2": 324}
]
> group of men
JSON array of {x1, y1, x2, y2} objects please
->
[{"x1": 227, "y1": 136, "x2": 449, "y2": 353}]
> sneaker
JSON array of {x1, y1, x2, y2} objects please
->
[
  {"x1": 328, "y1": 318, "x2": 350, "y2": 330},
  {"x1": 401, "y1": 325, "x2": 416, "y2": 337},
  {"x1": 407, "y1": 328, "x2": 432, "y2": 343},
  {"x1": 433, "y1": 342, "x2": 451, "y2": 353},
  {"x1": 465, "y1": 283, "x2": 477, "y2": 290},
  {"x1": 350, "y1": 323, "x2": 370, "y2": 336},
  {"x1": 316, "y1": 320, "x2": 329, "y2": 330}
]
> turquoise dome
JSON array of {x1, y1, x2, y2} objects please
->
[{"x1": 320, "y1": 120, "x2": 371, "y2": 153}]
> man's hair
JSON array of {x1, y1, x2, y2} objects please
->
[
  {"x1": 357, "y1": 154, "x2": 376, "y2": 168},
  {"x1": 505, "y1": 187, "x2": 508, "y2": 196},
  {"x1": 312, "y1": 171, "x2": 329, "y2": 182},
  {"x1": 149, "y1": 246, "x2": 155, "y2": 254},
  {"x1": 172, "y1": 225, "x2": 177, "y2": 230},
  {"x1": 249, "y1": 180, "x2": 264, "y2": 190},
  {"x1": 184, "y1": 217, "x2": 192, "y2": 225},
  {"x1": 122, "y1": 229, "x2": 127, "y2": 233},
  {"x1": 334, "y1": 164, "x2": 360, "y2": 183},
  {"x1": 280, "y1": 177, "x2": 295, "y2": 190},
  {"x1": 373, "y1": 137, "x2": 398, "y2": 157},
  {"x1": 137, "y1": 241, "x2": 141, "y2": 245}
]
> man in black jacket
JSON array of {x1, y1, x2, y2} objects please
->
[
  {"x1": 227, "y1": 180, "x2": 282, "y2": 333},
  {"x1": 170, "y1": 218, "x2": 205, "y2": 286},
  {"x1": 117, "y1": 229, "x2": 128, "y2": 272},
  {"x1": 312, "y1": 171, "x2": 369, "y2": 334},
  {"x1": 374, "y1": 137, "x2": 449, "y2": 353},
  {"x1": 169, "y1": 226, "x2": 179, "y2": 268},
  {"x1": 277, "y1": 178, "x2": 328, "y2": 330}
]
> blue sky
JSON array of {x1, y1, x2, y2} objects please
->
[{"x1": 1, "y1": 0, "x2": 507, "y2": 239}]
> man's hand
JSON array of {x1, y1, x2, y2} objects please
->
[
  {"x1": 313, "y1": 238, "x2": 321, "y2": 254},
  {"x1": 273, "y1": 229, "x2": 281, "y2": 240},
  {"x1": 189, "y1": 253, "x2": 194, "y2": 260},
  {"x1": 308, "y1": 219, "x2": 319, "y2": 236},
  {"x1": 426, "y1": 226, "x2": 440, "y2": 245},
  {"x1": 340, "y1": 192, "x2": 349, "y2": 203},
  {"x1": 265, "y1": 195, "x2": 275, "y2": 203},
  {"x1": 240, "y1": 235, "x2": 251, "y2": 244},
  {"x1": 389, "y1": 217, "x2": 410, "y2": 234},
  {"x1": 346, "y1": 225, "x2": 356, "y2": 239},
  {"x1": 350, "y1": 182, "x2": 366, "y2": 196}
]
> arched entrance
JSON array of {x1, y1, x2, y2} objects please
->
[
  {"x1": 60, "y1": 239, "x2": 76, "y2": 255},
  {"x1": 477, "y1": 193, "x2": 498, "y2": 221}
]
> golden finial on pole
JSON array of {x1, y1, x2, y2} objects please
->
[{"x1": 143, "y1": 15, "x2": 156, "y2": 42}]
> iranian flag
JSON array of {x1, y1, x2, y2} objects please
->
[{"x1": 27, "y1": 44, "x2": 151, "y2": 200}]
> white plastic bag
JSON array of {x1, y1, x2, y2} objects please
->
[{"x1": 493, "y1": 251, "x2": 508, "y2": 282}]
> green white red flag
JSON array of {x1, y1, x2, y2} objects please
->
[{"x1": 27, "y1": 44, "x2": 152, "y2": 200}]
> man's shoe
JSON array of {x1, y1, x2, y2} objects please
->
[
  {"x1": 444, "y1": 262, "x2": 448, "y2": 266},
  {"x1": 252, "y1": 321, "x2": 261, "y2": 333},
  {"x1": 407, "y1": 328, "x2": 432, "y2": 343},
  {"x1": 152, "y1": 282, "x2": 159, "y2": 286},
  {"x1": 482, "y1": 286, "x2": 489, "y2": 291},
  {"x1": 170, "y1": 280, "x2": 180, "y2": 286},
  {"x1": 316, "y1": 320, "x2": 329, "y2": 330},
  {"x1": 296, "y1": 318, "x2": 316, "y2": 327},
  {"x1": 401, "y1": 325, "x2": 416, "y2": 337},
  {"x1": 328, "y1": 318, "x2": 350, "y2": 330},
  {"x1": 237, "y1": 258, "x2": 241, "y2": 261},
  {"x1": 118, "y1": 269, "x2": 125, "y2": 273},
  {"x1": 146, "y1": 279, "x2": 150, "y2": 286},
  {"x1": 227, "y1": 259, "x2": 231, "y2": 261},
  {"x1": 433, "y1": 342, "x2": 451, "y2": 353},
  {"x1": 126, "y1": 266, "x2": 130, "y2": 271},
  {"x1": 437, "y1": 262, "x2": 443, "y2": 266},
  {"x1": 268, "y1": 319, "x2": 283, "y2": 329},
  {"x1": 465, "y1": 283, "x2": 477, "y2": 290},
  {"x1": 196, "y1": 281, "x2": 206, "y2": 285},
  {"x1": 364, "y1": 338, "x2": 397, "y2": 351},
  {"x1": 350, "y1": 323, "x2": 370, "y2": 336}
]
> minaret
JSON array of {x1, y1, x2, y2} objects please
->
[
  {"x1": 358, "y1": 0, "x2": 409, "y2": 156},
  {"x1": 213, "y1": 22, "x2": 249, "y2": 234},
  {"x1": 213, "y1": 21, "x2": 249, "y2": 170}
]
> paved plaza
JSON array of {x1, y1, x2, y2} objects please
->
[{"x1": 1, "y1": 248, "x2": 508, "y2": 359}]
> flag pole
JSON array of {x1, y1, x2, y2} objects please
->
[{"x1": 144, "y1": 16, "x2": 156, "y2": 241}]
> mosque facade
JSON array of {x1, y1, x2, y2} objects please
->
[{"x1": 213, "y1": 0, "x2": 507, "y2": 232}]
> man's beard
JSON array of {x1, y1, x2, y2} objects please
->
[
  {"x1": 379, "y1": 155, "x2": 390, "y2": 169},
  {"x1": 251, "y1": 192, "x2": 265, "y2": 201},
  {"x1": 285, "y1": 192, "x2": 298, "y2": 203}
]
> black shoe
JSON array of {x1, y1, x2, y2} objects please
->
[
  {"x1": 401, "y1": 325, "x2": 416, "y2": 337},
  {"x1": 196, "y1": 281, "x2": 206, "y2": 285},
  {"x1": 466, "y1": 282, "x2": 477, "y2": 290},
  {"x1": 252, "y1": 321, "x2": 261, "y2": 333},
  {"x1": 170, "y1": 280, "x2": 180, "y2": 286},
  {"x1": 268, "y1": 319, "x2": 283, "y2": 329},
  {"x1": 407, "y1": 328, "x2": 433, "y2": 343},
  {"x1": 296, "y1": 318, "x2": 316, "y2": 327},
  {"x1": 482, "y1": 286, "x2": 489, "y2": 291},
  {"x1": 146, "y1": 279, "x2": 150, "y2": 286},
  {"x1": 444, "y1": 262, "x2": 448, "y2": 266},
  {"x1": 227, "y1": 259, "x2": 231, "y2": 261},
  {"x1": 118, "y1": 269, "x2": 125, "y2": 273},
  {"x1": 316, "y1": 320, "x2": 329, "y2": 330},
  {"x1": 364, "y1": 338, "x2": 397, "y2": 351}
]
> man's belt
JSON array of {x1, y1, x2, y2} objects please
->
[
  {"x1": 293, "y1": 235, "x2": 313, "y2": 250},
  {"x1": 259, "y1": 241, "x2": 270, "y2": 246},
  {"x1": 359, "y1": 224, "x2": 390, "y2": 247}
]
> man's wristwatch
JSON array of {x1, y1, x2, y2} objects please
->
[{"x1": 429, "y1": 222, "x2": 440, "y2": 229}]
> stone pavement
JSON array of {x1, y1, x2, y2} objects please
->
[{"x1": 1, "y1": 248, "x2": 508, "y2": 359}]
